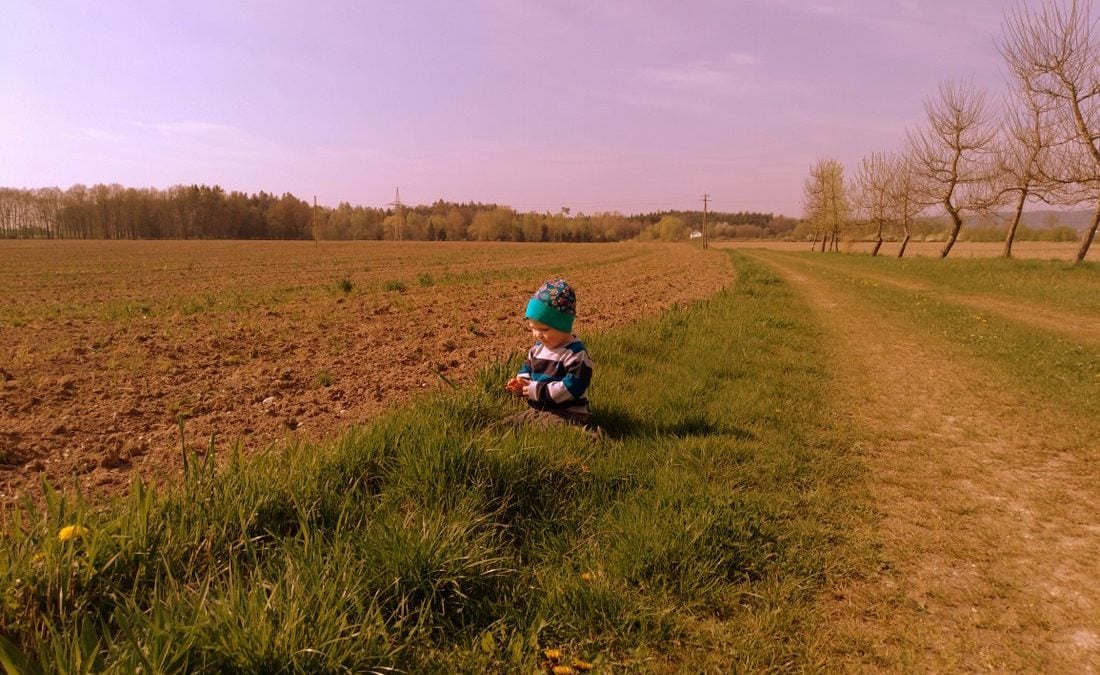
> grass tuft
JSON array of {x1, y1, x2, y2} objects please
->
[{"x1": 382, "y1": 280, "x2": 407, "y2": 293}]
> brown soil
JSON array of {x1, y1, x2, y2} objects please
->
[
  {"x1": 0, "y1": 240, "x2": 732, "y2": 510},
  {"x1": 750, "y1": 252, "x2": 1100, "y2": 672}
]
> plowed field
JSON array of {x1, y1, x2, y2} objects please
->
[{"x1": 0, "y1": 241, "x2": 731, "y2": 507}]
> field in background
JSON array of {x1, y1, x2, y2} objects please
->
[
  {"x1": 716, "y1": 239, "x2": 1099, "y2": 261},
  {"x1": 0, "y1": 240, "x2": 731, "y2": 507}
]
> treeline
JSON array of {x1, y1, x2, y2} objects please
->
[
  {"x1": 315, "y1": 201, "x2": 646, "y2": 242},
  {"x1": 0, "y1": 185, "x2": 313, "y2": 240},
  {"x1": 0, "y1": 184, "x2": 787, "y2": 243},
  {"x1": 632, "y1": 210, "x2": 796, "y2": 239}
]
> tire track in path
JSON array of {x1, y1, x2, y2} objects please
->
[
  {"x1": 747, "y1": 252, "x2": 1100, "y2": 672},
  {"x1": 763, "y1": 251, "x2": 1100, "y2": 347}
]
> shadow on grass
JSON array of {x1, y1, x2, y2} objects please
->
[{"x1": 592, "y1": 407, "x2": 757, "y2": 441}]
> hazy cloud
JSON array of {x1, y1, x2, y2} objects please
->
[
  {"x1": 726, "y1": 52, "x2": 761, "y2": 66},
  {"x1": 129, "y1": 121, "x2": 242, "y2": 138},
  {"x1": 123, "y1": 121, "x2": 287, "y2": 163},
  {"x1": 66, "y1": 128, "x2": 126, "y2": 142},
  {"x1": 637, "y1": 51, "x2": 763, "y2": 93}
]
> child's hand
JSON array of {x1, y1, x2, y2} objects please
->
[{"x1": 505, "y1": 377, "x2": 528, "y2": 396}]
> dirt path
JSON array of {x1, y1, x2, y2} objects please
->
[
  {"x1": 748, "y1": 252, "x2": 1100, "y2": 672},
  {"x1": 764, "y1": 251, "x2": 1100, "y2": 347}
]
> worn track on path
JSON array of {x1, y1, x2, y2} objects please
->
[
  {"x1": 761, "y1": 250, "x2": 1100, "y2": 348},
  {"x1": 746, "y1": 251, "x2": 1100, "y2": 672}
]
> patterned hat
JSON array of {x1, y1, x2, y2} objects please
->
[{"x1": 525, "y1": 277, "x2": 576, "y2": 333}]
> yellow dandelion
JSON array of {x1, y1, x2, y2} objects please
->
[
  {"x1": 580, "y1": 572, "x2": 593, "y2": 581},
  {"x1": 573, "y1": 660, "x2": 593, "y2": 672},
  {"x1": 551, "y1": 666, "x2": 576, "y2": 675},
  {"x1": 57, "y1": 525, "x2": 88, "y2": 542},
  {"x1": 543, "y1": 648, "x2": 562, "y2": 661}
]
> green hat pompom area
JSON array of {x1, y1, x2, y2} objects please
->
[{"x1": 525, "y1": 277, "x2": 576, "y2": 333}]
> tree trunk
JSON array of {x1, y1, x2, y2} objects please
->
[
  {"x1": 871, "y1": 237, "x2": 883, "y2": 256},
  {"x1": 810, "y1": 232, "x2": 818, "y2": 250},
  {"x1": 897, "y1": 234, "x2": 911, "y2": 258},
  {"x1": 940, "y1": 203, "x2": 963, "y2": 258},
  {"x1": 1074, "y1": 199, "x2": 1100, "y2": 265},
  {"x1": 1003, "y1": 189, "x2": 1027, "y2": 258}
]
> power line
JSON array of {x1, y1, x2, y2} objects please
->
[
  {"x1": 702, "y1": 193, "x2": 710, "y2": 250},
  {"x1": 386, "y1": 187, "x2": 404, "y2": 241}
]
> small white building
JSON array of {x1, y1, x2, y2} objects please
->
[{"x1": 689, "y1": 230, "x2": 703, "y2": 239}]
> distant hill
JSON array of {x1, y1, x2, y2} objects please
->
[
  {"x1": 961, "y1": 209, "x2": 1095, "y2": 234},
  {"x1": 1015, "y1": 209, "x2": 1095, "y2": 233}
]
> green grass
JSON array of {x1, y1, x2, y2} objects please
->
[
  {"x1": 382, "y1": 279, "x2": 408, "y2": 293},
  {"x1": 771, "y1": 253, "x2": 1100, "y2": 443},
  {"x1": 792, "y1": 252, "x2": 1100, "y2": 314},
  {"x1": 0, "y1": 253, "x2": 864, "y2": 672},
  {"x1": 867, "y1": 287, "x2": 1098, "y2": 437}
]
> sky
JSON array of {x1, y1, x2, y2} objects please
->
[{"x1": 1, "y1": 0, "x2": 1044, "y2": 216}]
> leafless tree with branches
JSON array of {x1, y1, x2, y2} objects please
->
[
  {"x1": 1000, "y1": 0, "x2": 1100, "y2": 264},
  {"x1": 803, "y1": 158, "x2": 850, "y2": 253},
  {"x1": 887, "y1": 152, "x2": 925, "y2": 259},
  {"x1": 854, "y1": 152, "x2": 892, "y2": 256},
  {"x1": 908, "y1": 80, "x2": 1002, "y2": 258},
  {"x1": 993, "y1": 87, "x2": 1062, "y2": 257}
]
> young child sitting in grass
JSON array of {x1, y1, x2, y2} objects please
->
[{"x1": 505, "y1": 277, "x2": 594, "y2": 429}]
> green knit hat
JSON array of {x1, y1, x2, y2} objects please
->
[{"x1": 525, "y1": 277, "x2": 576, "y2": 333}]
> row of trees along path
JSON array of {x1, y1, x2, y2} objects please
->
[{"x1": 804, "y1": 0, "x2": 1099, "y2": 265}]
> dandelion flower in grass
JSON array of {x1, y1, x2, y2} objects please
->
[
  {"x1": 580, "y1": 572, "x2": 593, "y2": 581},
  {"x1": 58, "y1": 525, "x2": 88, "y2": 542},
  {"x1": 551, "y1": 666, "x2": 576, "y2": 675},
  {"x1": 573, "y1": 660, "x2": 594, "y2": 672},
  {"x1": 543, "y1": 648, "x2": 562, "y2": 661}
]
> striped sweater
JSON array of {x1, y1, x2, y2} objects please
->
[{"x1": 517, "y1": 338, "x2": 593, "y2": 416}]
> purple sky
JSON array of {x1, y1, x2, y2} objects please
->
[{"x1": 2, "y1": 0, "x2": 1040, "y2": 216}]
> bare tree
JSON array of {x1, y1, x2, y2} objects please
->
[
  {"x1": 886, "y1": 152, "x2": 925, "y2": 259},
  {"x1": 1001, "y1": 0, "x2": 1099, "y2": 263},
  {"x1": 908, "y1": 80, "x2": 1001, "y2": 258},
  {"x1": 994, "y1": 88, "x2": 1061, "y2": 257},
  {"x1": 803, "y1": 158, "x2": 849, "y2": 253},
  {"x1": 854, "y1": 152, "x2": 892, "y2": 256}
]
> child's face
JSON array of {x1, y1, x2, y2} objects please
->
[{"x1": 527, "y1": 320, "x2": 571, "y2": 348}]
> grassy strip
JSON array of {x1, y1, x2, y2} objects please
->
[
  {"x1": 0, "y1": 253, "x2": 862, "y2": 673},
  {"x1": 794, "y1": 253, "x2": 1100, "y2": 314},
  {"x1": 787, "y1": 255, "x2": 1100, "y2": 442}
]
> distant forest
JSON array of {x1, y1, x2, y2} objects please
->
[{"x1": 0, "y1": 184, "x2": 785, "y2": 242}]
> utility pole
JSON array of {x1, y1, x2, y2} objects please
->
[
  {"x1": 701, "y1": 193, "x2": 710, "y2": 250},
  {"x1": 387, "y1": 187, "x2": 404, "y2": 241},
  {"x1": 312, "y1": 195, "x2": 318, "y2": 243}
]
